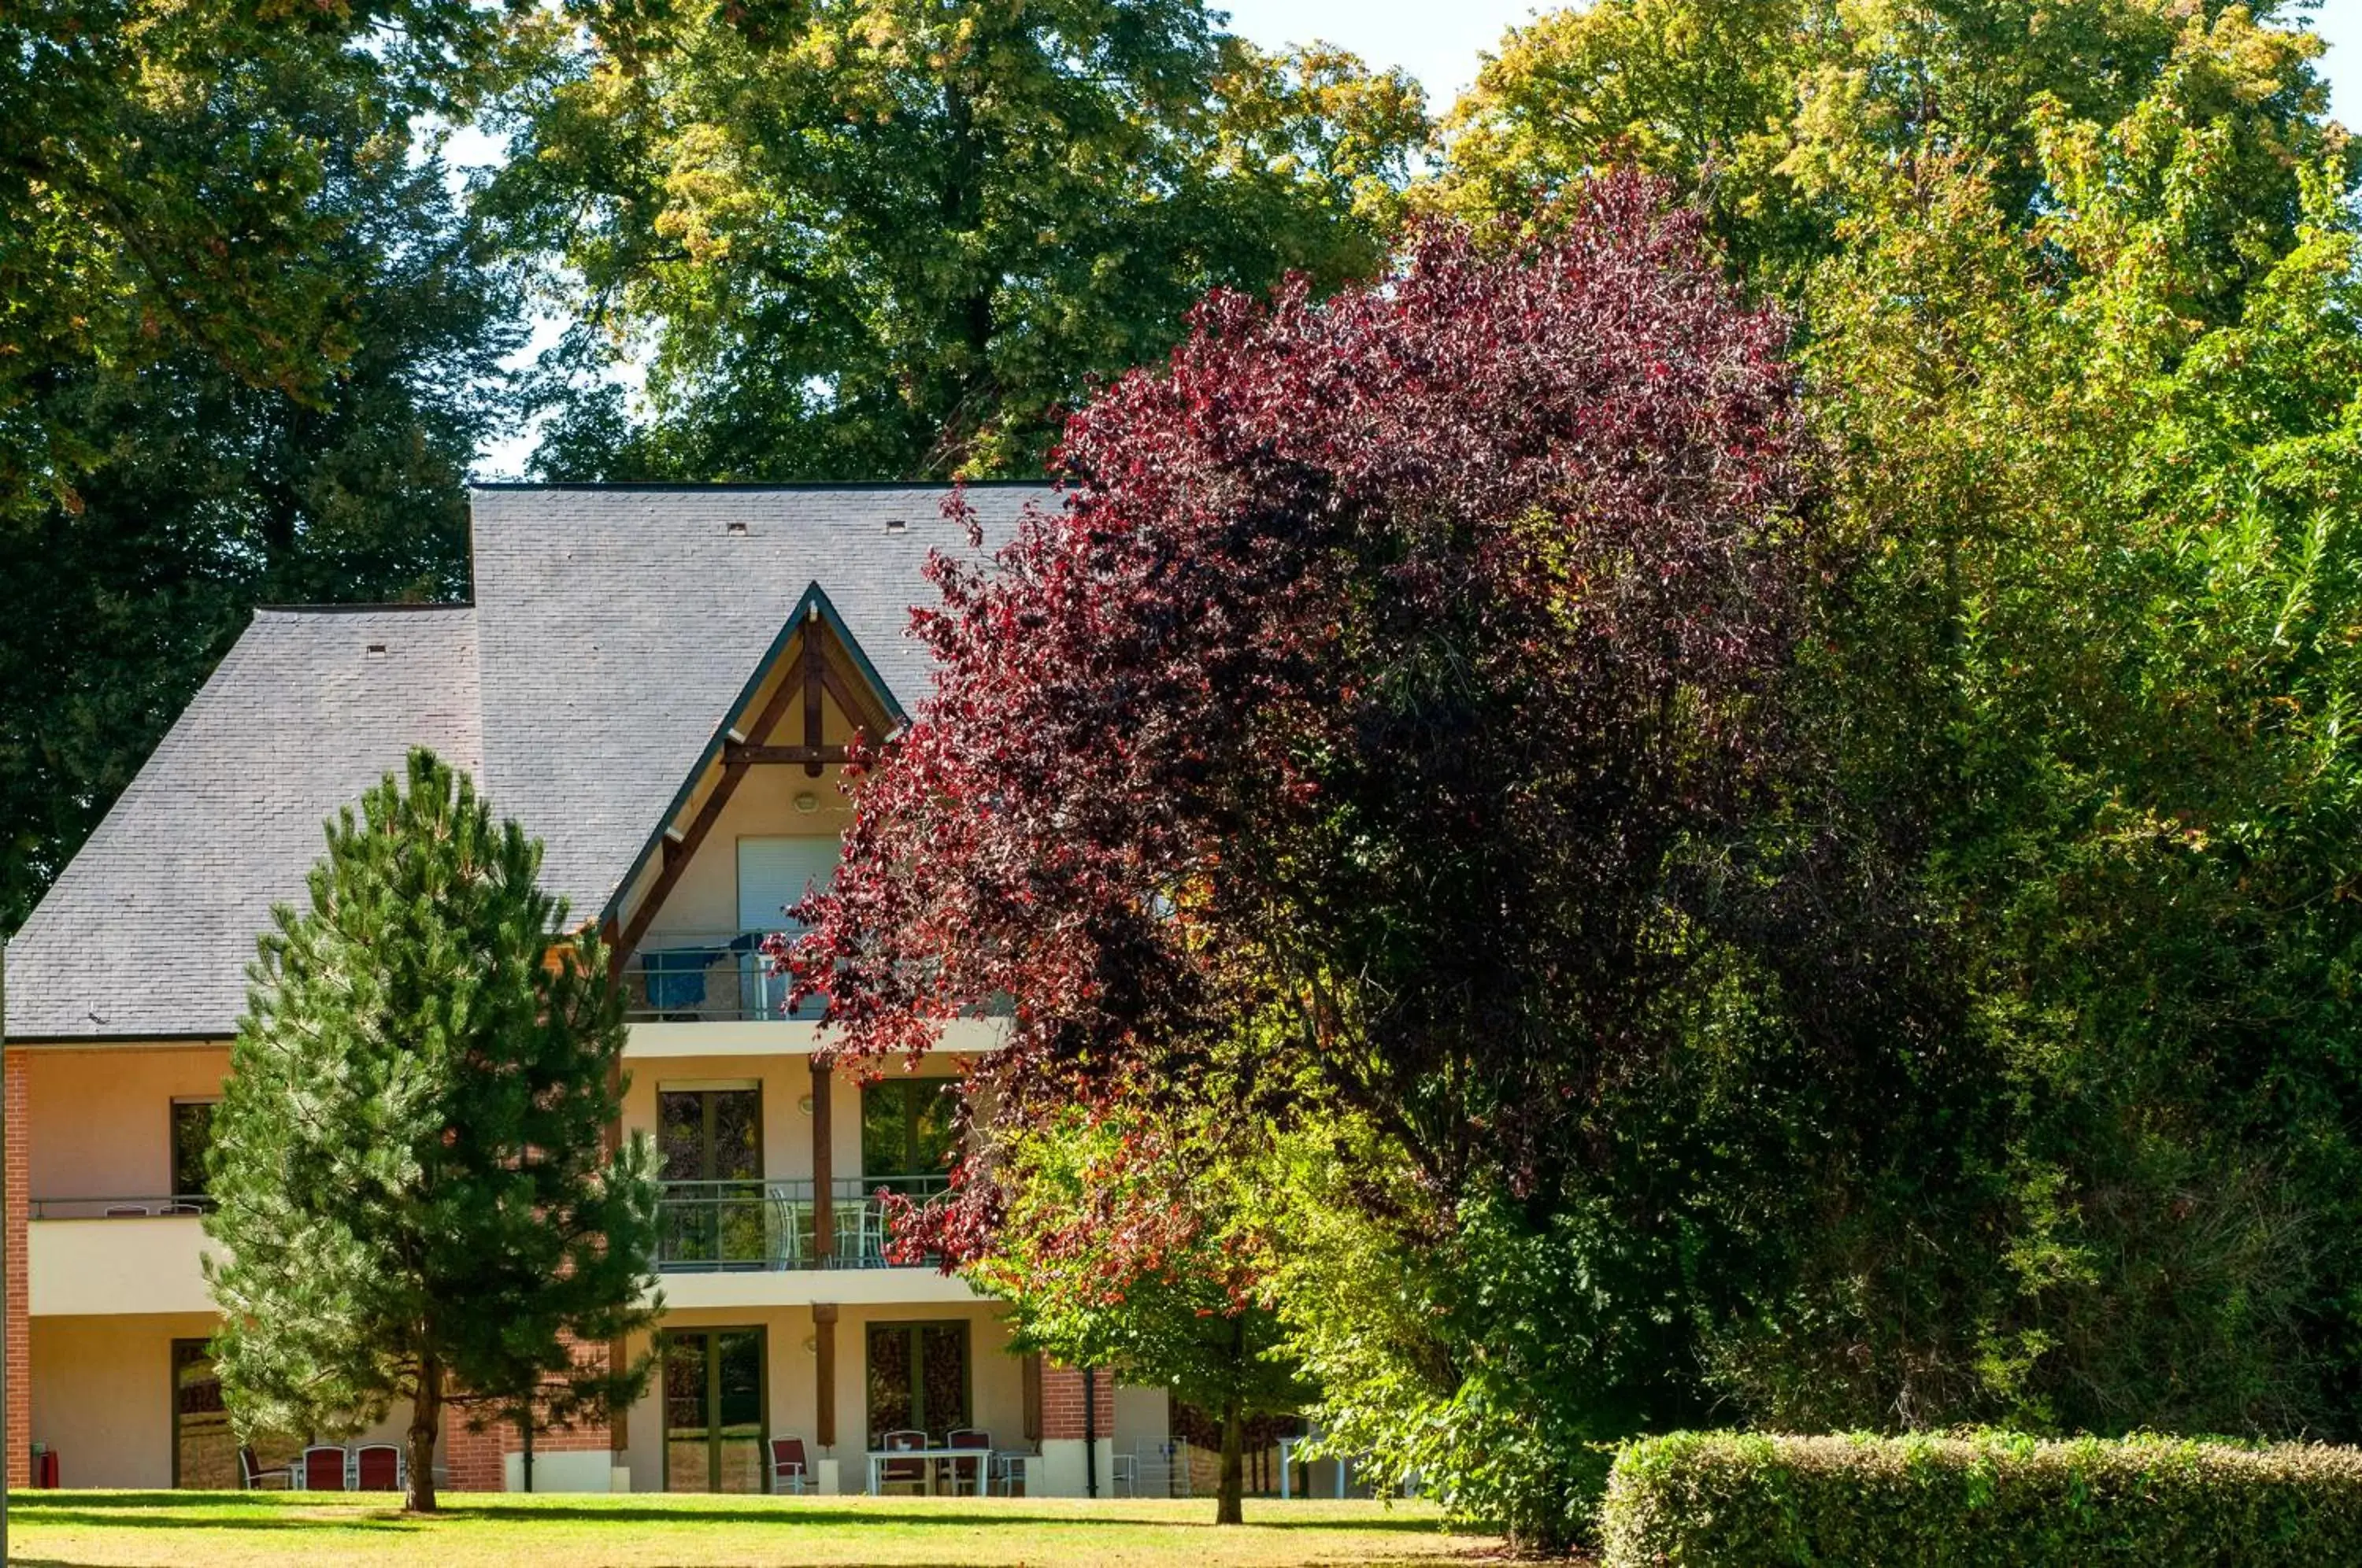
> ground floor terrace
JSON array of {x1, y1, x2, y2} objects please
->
[{"x1": 24, "y1": 1303, "x2": 1201, "y2": 1496}]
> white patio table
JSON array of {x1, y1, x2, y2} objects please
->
[{"x1": 866, "y1": 1444, "x2": 991, "y2": 1496}]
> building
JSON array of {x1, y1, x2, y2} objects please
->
[{"x1": 0, "y1": 483, "x2": 1165, "y2": 1494}]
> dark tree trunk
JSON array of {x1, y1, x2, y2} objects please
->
[
  {"x1": 1217, "y1": 1313, "x2": 1246, "y2": 1525},
  {"x1": 406, "y1": 1353, "x2": 442, "y2": 1514}
]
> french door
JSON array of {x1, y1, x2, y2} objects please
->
[
  {"x1": 662, "y1": 1327, "x2": 768, "y2": 1492},
  {"x1": 657, "y1": 1086, "x2": 763, "y2": 1267},
  {"x1": 864, "y1": 1320, "x2": 971, "y2": 1446}
]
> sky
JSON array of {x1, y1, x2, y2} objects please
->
[{"x1": 472, "y1": 2, "x2": 2362, "y2": 475}]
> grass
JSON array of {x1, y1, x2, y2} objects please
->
[{"x1": 6, "y1": 1490, "x2": 1501, "y2": 1568}]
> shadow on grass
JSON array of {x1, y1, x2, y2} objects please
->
[{"x1": 17, "y1": 1492, "x2": 1452, "y2": 1540}]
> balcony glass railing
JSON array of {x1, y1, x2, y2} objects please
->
[
  {"x1": 655, "y1": 1176, "x2": 951, "y2": 1272},
  {"x1": 621, "y1": 930, "x2": 820, "y2": 1023},
  {"x1": 620, "y1": 933, "x2": 1016, "y2": 1025}
]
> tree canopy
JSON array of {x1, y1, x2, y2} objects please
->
[{"x1": 487, "y1": 0, "x2": 1428, "y2": 479}]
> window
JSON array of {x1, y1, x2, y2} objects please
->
[
  {"x1": 864, "y1": 1320, "x2": 970, "y2": 1445},
  {"x1": 172, "y1": 1340, "x2": 300, "y2": 1488},
  {"x1": 656, "y1": 1086, "x2": 764, "y2": 1267},
  {"x1": 171, "y1": 1100, "x2": 217, "y2": 1206},
  {"x1": 861, "y1": 1080, "x2": 957, "y2": 1195},
  {"x1": 661, "y1": 1327, "x2": 768, "y2": 1493}
]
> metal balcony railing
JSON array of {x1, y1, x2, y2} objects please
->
[
  {"x1": 619, "y1": 931, "x2": 1016, "y2": 1025},
  {"x1": 620, "y1": 930, "x2": 820, "y2": 1023},
  {"x1": 655, "y1": 1176, "x2": 951, "y2": 1271},
  {"x1": 31, "y1": 1194, "x2": 212, "y2": 1219}
]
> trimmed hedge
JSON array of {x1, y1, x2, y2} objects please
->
[{"x1": 1601, "y1": 1431, "x2": 2362, "y2": 1566}]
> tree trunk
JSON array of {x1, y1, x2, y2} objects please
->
[
  {"x1": 1217, "y1": 1313, "x2": 1247, "y2": 1525},
  {"x1": 406, "y1": 1354, "x2": 442, "y2": 1514}
]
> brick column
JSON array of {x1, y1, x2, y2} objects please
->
[
  {"x1": 6, "y1": 1048, "x2": 28, "y2": 1488},
  {"x1": 439, "y1": 1334, "x2": 620, "y2": 1492}
]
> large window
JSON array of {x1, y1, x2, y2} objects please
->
[
  {"x1": 656, "y1": 1086, "x2": 763, "y2": 1267},
  {"x1": 864, "y1": 1320, "x2": 970, "y2": 1446},
  {"x1": 662, "y1": 1328, "x2": 768, "y2": 1493},
  {"x1": 172, "y1": 1340, "x2": 235, "y2": 1488},
  {"x1": 170, "y1": 1100, "x2": 216, "y2": 1207},
  {"x1": 860, "y1": 1080, "x2": 957, "y2": 1196}
]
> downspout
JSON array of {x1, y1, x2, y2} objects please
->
[{"x1": 1083, "y1": 1365, "x2": 1098, "y2": 1499}]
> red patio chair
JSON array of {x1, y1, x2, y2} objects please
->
[
  {"x1": 239, "y1": 1447, "x2": 290, "y2": 1490},
  {"x1": 879, "y1": 1429, "x2": 928, "y2": 1494},
  {"x1": 354, "y1": 1444, "x2": 402, "y2": 1491},
  {"x1": 301, "y1": 1444, "x2": 350, "y2": 1491},
  {"x1": 770, "y1": 1436, "x2": 809, "y2": 1495},
  {"x1": 946, "y1": 1428, "x2": 990, "y2": 1496}
]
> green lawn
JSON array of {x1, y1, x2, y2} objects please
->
[{"x1": 7, "y1": 1491, "x2": 1499, "y2": 1567}]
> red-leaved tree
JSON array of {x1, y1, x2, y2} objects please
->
[{"x1": 787, "y1": 175, "x2": 1811, "y2": 1275}]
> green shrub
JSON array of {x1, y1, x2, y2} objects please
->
[{"x1": 1600, "y1": 1431, "x2": 2362, "y2": 1566}]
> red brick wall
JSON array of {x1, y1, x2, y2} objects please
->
[
  {"x1": 6, "y1": 1048, "x2": 28, "y2": 1488},
  {"x1": 1038, "y1": 1362, "x2": 1113, "y2": 1442},
  {"x1": 439, "y1": 1337, "x2": 618, "y2": 1491}
]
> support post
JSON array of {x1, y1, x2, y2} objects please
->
[
  {"x1": 1083, "y1": 1366, "x2": 1098, "y2": 1500},
  {"x1": 810, "y1": 1060, "x2": 834, "y2": 1264},
  {"x1": 813, "y1": 1304, "x2": 838, "y2": 1453}
]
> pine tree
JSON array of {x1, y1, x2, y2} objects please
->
[{"x1": 204, "y1": 748, "x2": 662, "y2": 1512}]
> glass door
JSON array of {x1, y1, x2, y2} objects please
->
[
  {"x1": 864, "y1": 1320, "x2": 971, "y2": 1447},
  {"x1": 657, "y1": 1087, "x2": 763, "y2": 1268},
  {"x1": 662, "y1": 1328, "x2": 768, "y2": 1492}
]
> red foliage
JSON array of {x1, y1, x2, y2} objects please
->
[{"x1": 783, "y1": 176, "x2": 1812, "y2": 1258}]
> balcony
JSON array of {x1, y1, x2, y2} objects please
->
[
  {"x1": 622, "y1": 930, "x2": 816, "y2": 1023},
  {"x1": 28, "y1": 1197, "x2": 216, "y2": 1315},
  {"x1": 657, "y1": 1177, "x2": 950, "y2": 1272}
]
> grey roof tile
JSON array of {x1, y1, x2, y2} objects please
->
[
  {"x1": 4, "y1": 485, "x2": 1047, "y2": 1041},
  {"x1": 6, "y1": 606, "x2": 483, "y2": 1039}
]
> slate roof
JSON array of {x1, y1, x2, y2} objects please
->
[
  {"x1": 5, "y1": 606, "x2": 483, "y2": 1039},
  {"x1": 5, "y1": 483, "x2": 1047, "y2": 1041}
]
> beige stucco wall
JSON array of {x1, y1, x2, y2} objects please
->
[
  {"x1": 617, "y1": 1301, "x2": 1024, "y2": 1494},
  {"x1": 29, "y1": 1314, "x2": 410, "y2": 1488},
  {"x1": 24, "y1": 1045, "x2": 231, "y2": 1204}
]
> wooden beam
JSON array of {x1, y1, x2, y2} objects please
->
[
  {"x1": 811, "y1": 1060, "x2": 835, "y2": 1265},
  {"x1": 723, "y1": 742, "x2": 850, "y2": 767},
  {"x1": 803, "y1": 631, "x2": 827, "y2": 777},
  {"x1": 813, "y1": 1301, "x2": 839, "y2": 1449},
  {"x1": 618, "y1": 647, "x2": 809, "y2": 955}
]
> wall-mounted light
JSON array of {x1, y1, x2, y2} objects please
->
[
  {"x1": 794, "y1": 790, "x2": 820, "y2": 814},
  {"x1": 798, "y1": 1094, "x2": 814, "y2": 1117}
]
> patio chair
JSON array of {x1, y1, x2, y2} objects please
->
[
  {"x1": 354, "y1": 1444, "x2": 402, "y2": 1491},
  {"x1": 239, "y1": 1447, "x2": 291, "y2": 1490},
  {"x1": 1110, "y1": 1448, "x2": 1137, "y2": 1497},
  {"x1": 879, "y1": 1429, "x2": 928, "y2": 1495},
  {"x1": 300, "y1": 1444, "x2": 350, "y2": 1492},
  {"x1": 989, "y1": 1447, "x2": 1035, "y2": 1497},
  {"x1": 770, "y1": 1436, "x2": 810, "y2": 1495},
  {"x1": 946, "y1": 1428, "x2": 990, "y2": 1496}
]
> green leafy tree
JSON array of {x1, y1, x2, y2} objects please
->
[
  {"x1": 1420, "y1": 0, "x2": 2362, "y2": 1456},
  {"x1": 0, "y1": 11, "x2": 528, "y2": 934},
  {"x1": 0, "y1": 0, "x2": 523, "y2": 521},
  {"x1": 961, "y1": 1101, "x2": 1304, "y2": 1525},
  {"x1": 205, "y1": 749, "x2": 662, "y2": 1513},
  {"x1": 488, "y1": 0, "x2": 1427, "y2": 479}
]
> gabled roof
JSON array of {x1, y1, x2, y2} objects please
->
[
  {"x1": 4, "y1": 483, "x2": 1047, "y2": 1041},
  {"x1": 4, "y1": 606, "x2": 483, "y2": 1039}
]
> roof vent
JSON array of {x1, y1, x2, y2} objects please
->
[
  {"x1": 726, "y1": 520, "x2": 750, "y2": 536},
  {"x1": 365, "y1": 642, "x2": 388, "y2": 658},
  {"x1": 885, "y1": 517, "x2": 908, "y2": 534}
]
